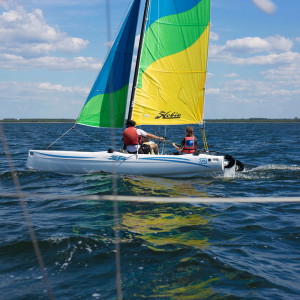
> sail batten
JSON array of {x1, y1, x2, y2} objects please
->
[{"x1": 131, "y1": 0, "x2": 210, "y2": 126}]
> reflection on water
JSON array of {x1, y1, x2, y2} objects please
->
[
  {"x1": 145, "y1": 277, "x2": 220, "y2": 300},
  {"x1": 120, "y1": 203, "x2": 222, "y2": 299},
  {"x1": 71, "y1": 201, "x2": 219, "y2": 298},
  {"x1": 73, "y1": 203, "x2": 213, "y2": 249},
  {"x1": 121, "y1": 175, "x2": 212, "y2": 197},
  {"x1": 120, "y1": 204, "x2": 211, "y2": 251},
  {"x1": 76, "y1": 172, "x2": 214, "y2": 196},
  {"x1": 70, "y1": 174, "x2": 267, "y2": 298}
]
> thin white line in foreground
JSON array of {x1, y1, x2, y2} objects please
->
[{"x1": 2, "y1": 193, "x2": 300, "y2": 203}]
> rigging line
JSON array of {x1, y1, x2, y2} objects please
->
[
  {"x1": 163, "y1": 125, "x2": 167, "y2": 154},
  {"x1": 73, "y1": 128, "x2": 110, "y2": 147},
  {"x1": 106, "y1": 1, "x2": 122, "y2": 299},
  {"x1": 154, "y1": 131, "x2": 180, "y2": 146},
  {"x1": 46, "y1": 125, "x2": 74, "y2": 150},
  {"x1": 0, "y1": 123, "x2": 55, "y2": 300},
  {"x1": 201, "y1": 126, "x2": 208, "y2": 151}
]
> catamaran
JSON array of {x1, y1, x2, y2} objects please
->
[{"x1": 26, "y1": 0, "x2": 244, "y2": 177}]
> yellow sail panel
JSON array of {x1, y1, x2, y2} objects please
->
[{"x1": 132, "y1": 24, "x2": 210, "y2": 125}]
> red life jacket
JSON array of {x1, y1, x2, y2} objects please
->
[
  {"x1": 182, "y1": 137, "x2": 196, "y2": 153},
  {"x1": 123, "y1": 127, "x2": 140, "y2": 145}
]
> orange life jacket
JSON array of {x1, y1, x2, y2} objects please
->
[
  {"x1": 123, "y1": 127, "x2": 139, "y2": 145},
  {"x1": 182, "y1": 137, "x2": 196, "y2": 153}
]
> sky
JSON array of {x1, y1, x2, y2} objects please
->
[{"x1": 0, "y1": 0, "x2": 299, "y2": 120}]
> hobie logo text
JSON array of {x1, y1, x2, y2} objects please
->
[{"x1": 155, "y1": 111, "x2": 181, "y2": 119}]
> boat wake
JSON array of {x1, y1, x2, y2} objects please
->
[
  {"x1": 247, "y1": 164, "x2": 300, "y2": 172},
  {"x1": 231, "y1": 164, "x2": 300, "y2": 180}
]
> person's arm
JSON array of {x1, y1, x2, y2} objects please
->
[
  {"x1": 172, "y1": 138, "x2": 184, "y2": 151},
  {"x1": 146, "y1": 133, "x2": 164, "y2": 140},
  {"x1": 136, "y1": 129, "x2": 162, "y2": 140},
  {"x1": 194, "y1": 138, "x2": 198, "y2": 151},
  {"x1": 172, "y1": 143, "x2": 182, "y2": 151}
]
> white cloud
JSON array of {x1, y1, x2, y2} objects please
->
[
  {"x1": 223, "y1": 73, "x2": 239, "y2": 78},
  {"x1": 208, "y1": 44, "x2": 227, "y2": 58},
  {"x1": 0, "y1": 5, "x2": 103, "y2": 71},
  {"x1": 209, "y1": 36, "x2": 294, "y2": 69},
  {"x1": 251, "y1": 0, "x2": 277, "y2": 14},
  {"x1": 224, "y1": 37, "x2": 270, "y2": 54},
  {"x1": 0, "y1": 53, "x2": 102, "y2": 71},
  {"x1": 264, "y1": 89, "x2": 292, "y2": 96},
  {"x1": 230, "y1": 52, "x2": 300, "y2": 66},
  {"x1": 0, "y1": 81, "x2": 90, "y2": 95},
  {"x1": 210, "y1": 32, "x2": 219, "y2": 41},
  {"x1": 206, "y1": 88, "x2": 221, "y2": 95},
  {"x1": 0, "y1": 80, "x2": 89, "y2": 118},
  {"x1": 209, "y1": 36, "x2": 299, "y2": 68},
  {"x1": 208, "y1": 79, "x2": 300, "y2": 101},
  {"x1": 103, "y1": 41, "x2": 113, "y2": 48},
  {"x1": 260, "y1": 59, "x2": 300, "y2": 86},
  {"x1": 223, "y1": 79, "x2": 274, "y2": 93},
  {"x1": 204, "y1": 78, "x2": 300, "y2": 118},
  {"x1": 0, "y1": 0, "x2": 9, "y2": 10},
  {"x1": 0, "y1": 6, "x2": 89, "y2": 58},
  {"x1": 265, "y1": 35, "x2": 294, "y2": 52},
  {"x1": 222, "y1": 35, "x2": 293, "y2": 54}
]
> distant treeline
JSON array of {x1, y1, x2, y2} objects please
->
[
  {"x1": 0, "y1": 118, "x2": 299, "y2": 123},
  {"x1": 0, "y1": 118, "x2": 76, "y2": 123},
  {"x1": 205, "y1": 118, "x2": 300, "y2": 123}
]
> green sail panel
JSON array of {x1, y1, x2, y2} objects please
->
[
  {"x1": 77, "y1": 0, "x2": 141, "y2": 128},
  {"x1": 77, "y1": 85, "x2": 128, "y2": 128}
]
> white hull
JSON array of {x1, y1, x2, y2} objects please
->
[{"x1": 26, "y1": 150, "x2": 225, "y2": 177}]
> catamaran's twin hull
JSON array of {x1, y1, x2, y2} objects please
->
[{"x1": 26, "y1": 150, "x2": 224, "y2": 177}]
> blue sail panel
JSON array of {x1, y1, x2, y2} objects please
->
[{"x1": 77, "y1": 0, "x2": 141, "y2": 128}]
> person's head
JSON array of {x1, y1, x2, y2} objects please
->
[
  {"x1": 125, "y1": 120, "x2": 136, "y2": 128},
  {"x1": 142, "y1": 136, "x2": 150, "y2": 143},
  {"x1": 185, "y1": 126, "x2": 194, "y2": 137}
]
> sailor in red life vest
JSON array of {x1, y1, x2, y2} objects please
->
[
  {"x1": 172, "y1": 126, "x2": 198, "y2": 154},
  {"x1": 123, "y1": 120, "x2": 164, "y2": 154}
]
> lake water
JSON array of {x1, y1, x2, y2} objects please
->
[{"x1": 1, "y1": 122, "x2": 300, "y2": 299}]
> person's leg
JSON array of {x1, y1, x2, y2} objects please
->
[
  {"x1": 138, "y1": 147, "x2": 144, "y2": 154},
  {"x1": 151, "y1": 143, "x2": 159, "y2": 154}
]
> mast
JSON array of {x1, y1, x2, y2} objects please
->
[{"x1": 127, "y1": 0, "x2": 150, "y2": 121}]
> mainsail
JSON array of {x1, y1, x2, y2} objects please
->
[
  {"x1": 130, "y1": 0, "x2": 211, "y2": 126},
  {"x1": 77, "y1": 0, "x2": 141, "y2": 128}
]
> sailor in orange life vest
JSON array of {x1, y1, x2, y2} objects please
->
[
  {"x1": 172, "y1": 126, "x2": 198, "y2": 154},
  {"x1": 123, "y1": 120, "x2": 164, "y2": 154}
]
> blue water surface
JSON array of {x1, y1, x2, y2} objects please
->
[{"x1": 1, "y1": 122, "x2": 300, "y2": 299}]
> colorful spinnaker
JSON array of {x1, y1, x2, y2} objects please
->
[
  {"x1": 77, "y1": 0, "x2": 141, "y2": 128},
  {"x1": 130, "y1": 0, "x2": 210, "y2": 126}
]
